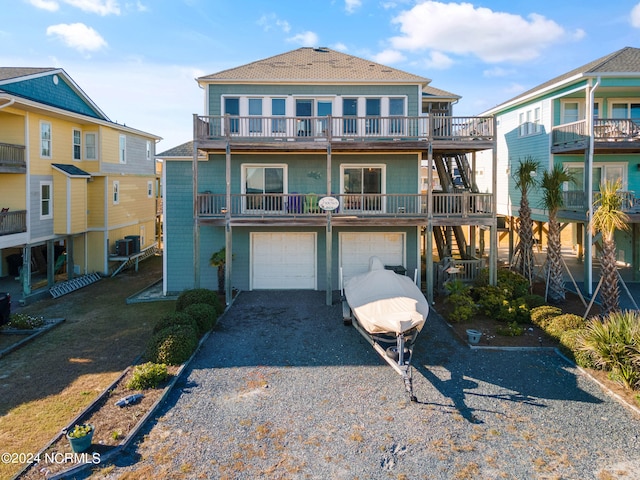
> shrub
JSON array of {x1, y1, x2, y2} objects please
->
[
  {"x1": 445, "y1": 292, "x2": 477, "y2": 323},
  {"x1": 6, "y1": 313, "x2": 45, "y2": 330},
  {"x1": 496, "y1": 299, "x2": 530, "y2": 324},
  {"x1": 176, "y1": 288, "x2": 224, "y2": 315},
  {"x1": 473, "y1": 285, "x2": 507, "y2": 317},
  {"x1": 559, "y1": 329, "x2": 594, "y2": 368},
  {"x1": 474, "y1": 268, "x2": 530, "y2": 299},
  {"x1": 126, "y1": 362, "x2": 169, "y2": 390},
  {"x1": 184, "y1": 303, "x2": 218, "y2": 335},
  {"x1": 576, "y1": 311, "x2": 640, "y2": 389},
  {"x1": 520, "y1": 294, "x2": 546, "y2": 309},
  {"x1": 153, "y1": 312, "x2": 197, "y2": 335},
  {"x1": 496, "y1": 321, "x2": 524, "y2": 336},
  {"x1": 145, "y1": 324, "x2": 199, "y2": 366},
  {"x1": 545, "y1": 313, "x2": 585, "y2": 339},
  {"x1": 530, "y1": 305, "x2": 562, "y2": 329}
]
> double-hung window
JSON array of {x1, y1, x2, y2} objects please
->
[
  {"x1": 85, "y1": 132, "x2": 97, "y2": 160},
  {"x1": 73, "y1": 129, "x2": 81, "y2": 160},
  {"x1": 341, "y1": 165, "x2": 384, "y2": 212},
  {"x1": 40, "y1": 181, "x2": 52, "y2": 219},
  {"x1": 40, "y1": 121, "x2": 52, "y2": 158},
  {"x1": 244, "y1": 165, "x2": 285, "y2": 212},
  {"x1": 113, "y1": 181, "x2": 120, "y2": 204}
]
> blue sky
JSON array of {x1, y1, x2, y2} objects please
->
[{"x1": 4, "y1": 0, "x2": 640, "y2": 151}]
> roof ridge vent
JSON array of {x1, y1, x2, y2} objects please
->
[{"x1": 313, "y1": 47, "x2": 329, "y2": 53}]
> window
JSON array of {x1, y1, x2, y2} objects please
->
[
  {"x1": 248, "y1": 98, "x2": 263, "y2": 134},
  {"x1": 40, "y1": 181, "x2": 52, "y2": 219},
  {"x1": 341, "y1": 165, "x2": 385, "y2": 211},
  {"x1": 113, "y1": 181, "x2": 119, "y2": 204},
  {"x1": 518, "y1": 107, "x2": 541, "y2": 136},
  {"x1": 271, "y1": 98, "x2": 286, "y2": 134},
  {"x1": 224, "y1": 97, "x2": 240, "y2": 134},
  {"x1": 343, "y1": 98, "x2": 358, "y2": 134},
  {"x1": 296, "y1": 99, "x2": 313, "y2": 136},
  {"x1": 146, "y1": 140, "x2": 151, "y2": 161},
  {"x1": 317, "y1": 100, "x2": 332, "y2": 134},
  {"x1": 243, "y1": 165, "x2": 286, "y2": 211},
  {"x1": 565, "y1": 163, "x2": 627, "y2": 193},
  {"x1": 147, "y1": 180, "x2": 153, "y2": 198},
  {"x1": 119, "y1": 135, "x2": 126, "y2": 164},
  {"x1": 85, "y1": 132, "x2": 97, "y2": 160},
  {"x1": 73, "y1": 129, "x2": 81, "y2": 160},
  {"x1": 365, "y1": 98, "x2": 381, "y2": 134},
  {"x1": 40, "y1": 121, "x2": 52, "y2": 158},
  {"x1": 389, "y1": 98, "x2": 405, "y2": 134}
]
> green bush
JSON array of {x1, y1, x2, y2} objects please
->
[
  {"x1": 145, "y1": 324, "x2": 199, "y2": 366},
  {"x1": 6, "y1": 313, "x2": 45, "y2": 330},
  {"x1": 153, "y1": 312, "x2": 197, "y2": 335},
  {"x1": 545, "y1": 313, "x2": 585, "y2": 339},
  {"x1": 445, "y1": 292, "x2": 477, "y2": 323},
  {"x1": 473, "y1": 285, "x2": 507, "y2": 317},
  {"x1": 496, "y1": 321, "x2": 524, "y2": 336},
  {"x1": 530, "y1": 305, "x2": 562, "y2": 329},
  {"x1": 496, "y1": 299, "x2": 530, "y2": 324},
  {"x1": 559, "y1": 329, "x2": 594, "y2": 368},
  {"x1": 126, "y1": 362, "x2": 169, "y2": 390},
  {"x1": 176, "y1": 288, "x2": 224, "y2": 315},
  {"x1": 577, "y1": 311, "x2": 640, "y2": 390},
  {"x1": 474, "y1": 268, "x2": 530, "y2": 299},
  {"x1": 520, "y1": 294, "x2": 546, "y2": 309},
  {"x1": 184, "y1": 303, "x2": 218, "y2": 335}
]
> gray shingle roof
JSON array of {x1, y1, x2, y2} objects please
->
[
  {"x1": 486, "y1": 46, "x2": 640, "y2": 113},
  {"x1": 156, "y1": 141, "x2": 206, "y2": 158},
  {"x1": 0, "y1": 67, "x2": 57, "y2": 82},
  {"x1": 198, "y1": 47, "x2": 431, "y2": 85},
  {"x1": 52, "y1": 163, "x2": 91, "y2": 177}
]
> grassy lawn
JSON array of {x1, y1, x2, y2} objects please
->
[{"x1": 0, "y1": 255, "x2": 174, "y2": 480}]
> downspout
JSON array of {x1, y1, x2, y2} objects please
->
[{"x1": 585, "y1": 76, "x2": 600, "y2": 296}]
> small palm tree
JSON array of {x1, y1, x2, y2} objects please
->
[
  {"x1": 512, "y1": 156, "x2": 540, "y2": 286},
  {"x1": 591, "y1": 179, "x2": 629, "y2": 316},
  {"x1": 209, "y1": 247, "x2": 227, "y2": 295},
  {"x1": 540, "y1": 165, "x2": 574, "y2": 303}
]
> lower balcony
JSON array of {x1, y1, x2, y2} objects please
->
[
  {"x1": 0, "y1": 142, "x2": 26, "y2": 173},
  {"x1": 0, "y1": 209, "x2": 27, "y2": 236},
  {"x1": 197, "y1": 192, "x2": 494, "y2": 223}
]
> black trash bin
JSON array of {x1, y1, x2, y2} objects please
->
[{"x1": 6, "y1": 253, "x2": 22, "y2": 276}]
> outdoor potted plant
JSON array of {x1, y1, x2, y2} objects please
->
[{"x1": 65, "y1": 424, "x2": 94, "y2": 453}]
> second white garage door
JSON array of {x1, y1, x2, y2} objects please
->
[
  {"x1": 339, "y1": 232, "x2": 405, "y2": 285},
  {"x1": 251, "y1": 232, "x2": 317, "y2": 289}
]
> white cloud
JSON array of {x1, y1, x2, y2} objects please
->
[
  {"x1": 287, "y1": 31, "x2": 319, "y2": 47},
  {"x1": 345, "y1": 0, "x2": 362, "y2": 14},
  {"x1": 62, "y1": 0, "x2": 121, "y2": 15},
  {"x1": 483, "y1": 66, "x2": 515, "y2": 78},
  {"x1": 423, "y1": 50, "x2": 453, "y2": 69},
  {"x1": 389, "y1": 1, "x2": 566, "y2": 63},
  {"x1": 631, "y1": 2, "x2": 640, "y2": 28},
  {"x1": 27, "y1": 0, "x2": 59, "y2": 11},
  {"x1": 257, "y1": 13, "x2": 291, "y2": 33},
  {"x1": 372, "y1": 49, "x2": 406, "y2": 64},
  {"x1": 332, "y1": 42, "x2": 348, "y2": 51},
  {"x1": 505, "y1": 82, "x2": 526, "y2": 95},
  {"x1": 46, "y1": 23, "x2": 108, "y2": 52}
]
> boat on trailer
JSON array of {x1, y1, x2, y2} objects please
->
[{"x1": 342, "y1": 256, "x2": 429, "y2": 402}]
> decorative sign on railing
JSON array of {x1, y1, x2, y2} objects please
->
[{"x1": 318, "y1": 196, "x2": 339, "y2": 211}]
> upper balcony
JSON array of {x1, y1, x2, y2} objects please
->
[
  {"x1": 196, "y1": 192, "x2": 494, "y2": 227},
  {"x1": 0, "y1": 209, "x2": 27, "y2": 236},
  {"x1": 560, "y1": 190, "x2": 640, "y2": 220},
  {"x1": 552, "y1": 118, "x2": 640, "y2": 154},
  {"x1": 194, "y1": 115, "x2": 495, "y2": 152},
  {"x1": 0, "y1": 142, "x2": 26, "y2": 173}
]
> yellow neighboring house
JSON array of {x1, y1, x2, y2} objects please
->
[{"x1": 0, "y1": 67, "x2": 161, "y2": 304}]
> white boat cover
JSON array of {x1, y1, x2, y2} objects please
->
[{"x1": 344, "y1": 257, "x2": 429, "y2": 335}]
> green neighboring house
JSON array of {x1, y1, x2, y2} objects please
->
[{"x1": 160, "y1": 47, "x2": 498, "y2": 304}]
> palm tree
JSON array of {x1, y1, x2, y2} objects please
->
[
  {"x1": 540, "y1": 165, "x2": 574, "y2": 303},
  {"x1": 591, "y1": 179, "x2": 629, "y2": 316},
  {"x1": 512, "y1": 156, "x2": 540, "y2": 286},
  {"x1": 209, "y1": 247, "x2": 227, "y2": 295}
]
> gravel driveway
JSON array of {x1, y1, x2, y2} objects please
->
[{"x1": 90, "y1": 291, "x2": 640, "y2": 479}]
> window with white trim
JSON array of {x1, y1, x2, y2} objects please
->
[
  {"x1": 73, "y1": 129, "x2": 81, "y2": 161},
  {"x1": 40, "y1": 121, "x2": 52, "y2": 158},
  {"x1": 147, "y1": 180, "x2": 153, "y2": 198},
  {"x1": 40, "y1": 181, "x2": 52, "y2": 219},
  {"x1": 340, "y1": 164, "x2": 385, "y2": 211},
  {"x1": 113, "y1": 181, "x2": 120, "y2": 204},
  {"x1": 519, "y1": 107, "x2": 541, "y2": 136},
  {"x1": 119, "y1": 135, "x2": 126, "y2": 164},
  {"x1": 271, "y1": 98, "x2": 286, "y2": 134},
  {"x1": 146, "y1": 140, "x2": 151, "y2": 161},
  {"x1": 85, "y1": 132, "x2": 97, "y2": 160},
  {"x1": 564, "y1": 163, "x2": 627, "y2": 192},
  {"x1": 242, "y1": 164, "x2": 286, "y2": 212},
  {"x1": 248, "y1": 98, "x2": 263, "y2": 133}
]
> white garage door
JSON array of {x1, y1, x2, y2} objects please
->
[
  {"x1": 339, "y1": 232, "x2": 405, "y2": 285},
  {"x1": 251, "y1": 232, "x2": 317, "y2": 289}
]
